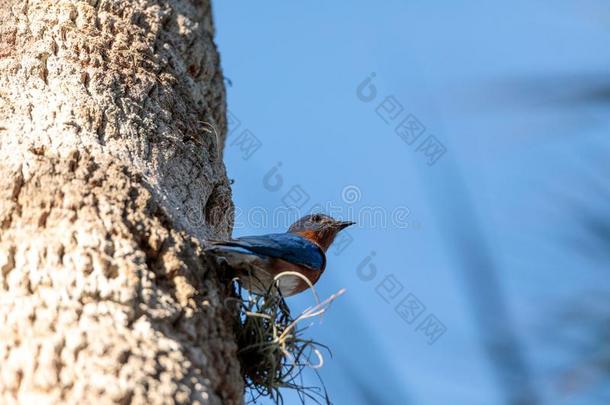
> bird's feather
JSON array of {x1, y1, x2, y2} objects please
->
[{"x1": 207, "y1": 233, "x2": 326, "y2": 271}]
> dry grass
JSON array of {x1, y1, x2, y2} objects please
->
[{"x1": 225, "y1": 271, "x2": 345, "y2": 404}]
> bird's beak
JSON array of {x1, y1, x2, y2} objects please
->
[{"x1": 335, "y1": 220, "x2": 355, "y2": 230}]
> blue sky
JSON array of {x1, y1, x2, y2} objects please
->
[{"x1": 213, "y1": 1, "x2": 610, "y2": 404}]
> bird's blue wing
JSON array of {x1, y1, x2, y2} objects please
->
[{"x1": 209, "y1": 233, "x2": 325, "y2": 270}]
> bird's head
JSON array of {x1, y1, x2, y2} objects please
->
[{"x1": 288, "y1": 214, "x2": 355, "y2": 251}]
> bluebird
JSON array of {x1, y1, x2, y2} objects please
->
[{"x1": 206, "y1": 214, "x2": 354, "y2": 296}]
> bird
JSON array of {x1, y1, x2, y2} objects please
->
[{"x1": 205, "y1": 214, "x2": 354, "y2": 297}]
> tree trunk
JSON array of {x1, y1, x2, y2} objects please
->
[{"x1": 0, "y1": 1, "x2": 243, "y2": 403}]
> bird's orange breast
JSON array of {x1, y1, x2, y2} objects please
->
[
  {"x1": 294, "y1": 229, "x2": 335, "y2": 251},
  {"x1": 270, "y1": 258, "x2": 323, "y2": 296}
]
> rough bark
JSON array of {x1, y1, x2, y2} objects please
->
[{"x1": 0, "y1": 1, "x2": 242, "y2": 404}]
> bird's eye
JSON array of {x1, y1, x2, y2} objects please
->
[{"x1": 311, "y1": 214, "x2": 321, "y2": 222}]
